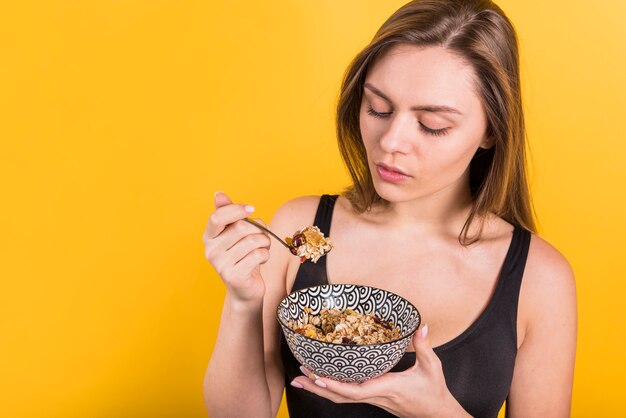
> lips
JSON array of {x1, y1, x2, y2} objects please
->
[{"x1": 375, "y1": 163, "x2": 411, "y2": 183}]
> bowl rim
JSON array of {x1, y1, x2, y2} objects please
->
[{"x1": 275, "y1": 283, "x2": 421, "y2": 347}]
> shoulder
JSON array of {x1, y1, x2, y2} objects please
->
[
  {"x1": 268, "y1": 195, "x2": 323, "y2": 236},
  {"x1": 524, "y1": 233, "x2": 576, "y2": 303},
  {"x1": 518, "y1": 232, "x2": 577, "y2": 342},
  {"x1": 482, "y1": 215, "x2": 575, "y2": 290},
  {"x1": 272, "y1": 195, "x2": 322, "y2": 220}
]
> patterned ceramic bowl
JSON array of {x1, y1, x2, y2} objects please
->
[{"x1": 277, "y1": 284, "x2": 421, "y2": 383}]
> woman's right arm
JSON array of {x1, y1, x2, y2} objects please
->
[{"x1": 202, "y1": 192, "x2": 293, "y2": 418}]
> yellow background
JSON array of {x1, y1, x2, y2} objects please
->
[{"x1": 1, "y1": 1, "x2": 624, "y2": 417}]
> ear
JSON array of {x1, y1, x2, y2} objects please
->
[{"x1": 479, "y1": 135, "x2": 495, "y2": 150}]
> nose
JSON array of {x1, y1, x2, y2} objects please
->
[{"x1": 378, "y1": 114, "x2": 414, "y2": 154}]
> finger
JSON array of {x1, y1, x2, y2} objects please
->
[
  {"x1": 289, "y1": 376, "x2": 354, "y2": 404},
  {"x1": 210, "y1": 227, "x2": 270, "y2": 268},
  {"x1": 252, "y1": 218, "x2": 272, "y2": 250},
  {"x1": 299, "y1": 365, "x2": 320, "y2": 380},
  {"x1": 290, "y1": 375, "x2": 397, "y2": 415},
  {"x1": 214, "y1": 191, "x2": 233, "y2": 209},
  {"x1": 205, "y1": 218, "x2": 270, "y2": 269},
  {"x1": 223, "y1": 231, "x2": 271, "y2": 264},
  {"x1": 221, "y1": 221, "x2": 271, "y2": 253},
  {"x1": 231, "y1": 247, "x2": 271, "y2": 278},
  {"x1": 412, "y1": 324, "x2": 440, "y2": 371},
  {"x1": 205, "y1": 202, "x2": 255, "y2": 240},
  {"x1": 293, "y1": 373, "x2": 397, "y2": 410},
  {"x1": 302, "y1": 371, "x2": 392, "y2": 403},
  {"x1": 295, "y1": 367, "x2": 399, "y2": 409}
]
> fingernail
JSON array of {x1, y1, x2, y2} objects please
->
[
  {"x1": 299, "y1": 366, "x2": 309, "y2": 377},
  {"x1": 314, "y1": 379, "x2": 327, "y2": 388},
  {"x1": 214, "y1": 191, "x2": 223, "y2": 198},
  {"x1": 290, "y1": 380, "x2": 304, "y2": 389},
  {"x1": 244, "y1": 205, "x2": 255, "y2": 213},
  {"x1": 421, "y1": 324, "x2": 429, "y2": 338}
]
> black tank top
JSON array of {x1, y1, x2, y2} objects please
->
[{"x1": 280, "y1": 195, "x2": 532, "y2": 418}]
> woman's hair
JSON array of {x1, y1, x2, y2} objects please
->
[{"x1": 336, "y1": 0, "x2": 536, "y2": 244}]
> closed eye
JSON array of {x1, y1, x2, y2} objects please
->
[
  {"x1": 367, "y1": 105, "x2": 449, "y2": 137},
  {"x1": 366, "y1": 106, "x2": 392, "y2": 119},
  {"x1": 419, "y1": 123, "x2": 448, "y2": 137}
]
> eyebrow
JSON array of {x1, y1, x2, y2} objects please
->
[{"x1": 364, "y1": 83, "x2": 463, "y2": 115}]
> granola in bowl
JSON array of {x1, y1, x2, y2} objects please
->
[{"x1": 289, "y1": 307, "x2": 401, "y2": 345}]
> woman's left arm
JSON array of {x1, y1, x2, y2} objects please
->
[{"x1": 506, "y1": 237, "x2": 578, "y2": 417}]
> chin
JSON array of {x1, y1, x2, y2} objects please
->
[{"x1": 372, "y1": 181, "x2": 416, "y2": 203}]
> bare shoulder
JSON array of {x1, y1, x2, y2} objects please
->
[
  {"x1": 268, "y1": 195, "x2": 322, "y2": 236},
  {"x1": 524, "y1": 234, "x2": 576, "y2": 303},
  {"x1": 483, "y1": 214, "x2": 575, "y2": 292},
  {"x1": 518, "y1": 233, "x2": 577, "y2": 342}
]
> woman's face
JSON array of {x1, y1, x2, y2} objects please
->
[{"x1": 359, "y1": 44, "x2": 490, "y2": 204}]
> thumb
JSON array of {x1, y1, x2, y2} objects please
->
[
  {"x1": 412, "y1": 324, "x2": 438, "y2": 370},
  {"x1": 214, "y1": 191, "x2": 233, "y2": 209}
]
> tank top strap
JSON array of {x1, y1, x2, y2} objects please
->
[
  {"x1": 289, "y1": 194, "x2": 338, "y2": 292},
  {"x1": 500, "y1": 226, "x2": 531, "y2": 290},
  {"x1": 491, "y1": 225, "x2": 532, "y2": 337},
  {"x1": 313, "y1": 194, "x2": 339, "y2": 237}
]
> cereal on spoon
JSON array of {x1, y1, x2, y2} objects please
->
[{"x1": 285, "y1": 226, "x2": 333, "y2": 263}]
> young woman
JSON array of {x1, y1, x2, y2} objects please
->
[{"x1": 202, "y1": 0, "x2": 577, "y2": 417}]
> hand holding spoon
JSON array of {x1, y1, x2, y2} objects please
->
[{"x1": 244, "y1": 218, "x2": 293, "y2": 251}]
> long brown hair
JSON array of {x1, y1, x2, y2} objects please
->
[{"x1": 336, "y1": 0, "x2": 536, "y2": 244}]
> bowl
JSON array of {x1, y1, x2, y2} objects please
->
[{"x1": 277, "y1": 284, "x2": 421, "y2": 383}]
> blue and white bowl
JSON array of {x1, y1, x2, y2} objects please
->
[{"x1": 277, "y1": 284, "x2": 421, "y2": 383}]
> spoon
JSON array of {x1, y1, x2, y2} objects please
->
[{"x1": 244, "y1": 218, "x2": 294, "y2": 252}]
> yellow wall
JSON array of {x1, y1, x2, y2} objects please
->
[{"x1": 1, "y1": 1, "x2": 624, "y2": 416}]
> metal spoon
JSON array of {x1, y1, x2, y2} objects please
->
[{"x1": 244, "y1": 218, "x2": 294, "y2": 252}]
